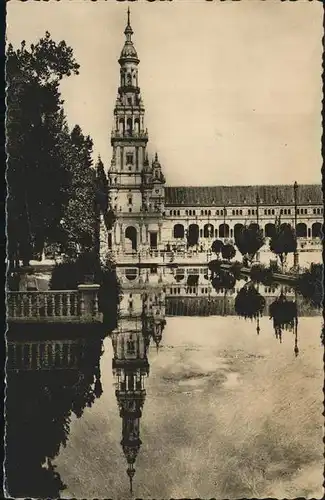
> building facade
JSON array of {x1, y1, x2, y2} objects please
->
[{"x1": 101, "y1": 11, "x2": 323, "y2": 257}]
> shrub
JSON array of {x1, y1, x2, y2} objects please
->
[
  {"x1": 235, "y1": 284, "x2": 265, "y2": 319},
  {"x1": 297, "y1": 263, "x2": 323, "y2": 309}
]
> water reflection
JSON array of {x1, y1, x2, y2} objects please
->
[
  {"x1": 5, "y1": 330, "x2": 105, "y2": 497},
  {"x1": 5, "y1": 265, "x2": 323, "y2": 498},
  {"x1": 110, "y1": 280, "x2": 166, "y2": 492}
]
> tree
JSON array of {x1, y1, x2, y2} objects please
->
[
  {"x1": 297, "y1": 263, "x2": 323, "y2": 309},
  {"x1": 211, "y1": 239, "x2": 224, "y2": 258},
  {"x1": 95, "y1": 156, "x2": 109, "y2": 213},
  {"x1": 269, "y1": 292, "x2": 298, "y2": 341},
  {"x1": 221, "y1": 243, "x2": 236, "y2": 261},
  {"x1": 5, "y1": 332, "x2": 106, "y2": 498},
  {"x1": 234, "y1": 225, "x2": 265, "y2": 265},
  {"x1": 235, "y1": 284, "x2": 266, "y2": 319},
  {"x1": 250, "y1": 263, "x2": 274, "y2": 285},
  {"x1": 269, "y1": 220, "x2": 297, "y2": 271},
  {"x1": 58, "y1": 125, "x2": 97, "y2": 258},
  {"x1": 211, "y1": 270, "x2": 236, "y2": 292},
  {"x1": 6, "y1": 34, "x2": 80, "y2": 266}
]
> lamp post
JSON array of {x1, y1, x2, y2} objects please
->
[
  {"x1": 256, "y1": 193, "x2": 260, "y2": 226},
  {"x1": 293, "y1": 181, "x2": 299, "y2": 270},
  {"x1": 256, "y1": 193, "x2": 260, "y2": 262}
]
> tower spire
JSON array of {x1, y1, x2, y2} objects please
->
[
  {"x1": 124, "y1": 7, "x2": 133, "y2": 41},
  {"x1": 127, "y1": 463, "x2": 135, "y2": 494}
]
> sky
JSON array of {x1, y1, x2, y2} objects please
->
[{"x1": 6, "y1": 0, "x2": 323, "y2": 186}]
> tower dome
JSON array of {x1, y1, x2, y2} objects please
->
[{"x1": 119, "y1": 8, "x2": 140, "y2": 64}]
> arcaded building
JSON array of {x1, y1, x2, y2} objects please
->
[{"x1": 102, "y1": 11, "x2": 323, "y2": 255}]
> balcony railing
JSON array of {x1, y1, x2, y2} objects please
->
[{"x1": 111, "y1": 130, "x2": 148, "y2": 139}]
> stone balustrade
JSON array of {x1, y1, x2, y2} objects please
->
[
  {"x1": 6, "y1": 284, "x2": 103, "y2": 324},
  {"x1": 7, "y1": 339, "x2": 81, "y2": 371}
]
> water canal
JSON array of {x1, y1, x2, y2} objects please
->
[{"x1": 5, "y1": 267, "x2": 324, "y2": 499}]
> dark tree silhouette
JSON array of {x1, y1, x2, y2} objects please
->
[
  {"x1": 211, "y1": 239, "x2": 224, "y2": 258},
  {"x1": 221, "y1": 243, "x2": 236, "y2": 261},
  {"x1": 269, "y1": 220, "x2": 297, "y2": 271},
  {"x1": 269, "y1": 292, "x2": 298, "y2": 342},
  {"x1": 5, "y1": 331, "x2": 107, "y2": 498},
  {"x1": 296, "y1": 263, "x2": 323, "y2": 309},
  {"x1": 235, "y1": 284, "x2": 266, "y2": 319},
  {"x1": 6, "y1": 34, "x2": 80, "y2": 266},
  {"x1": 250, "y1": 263, "x2": 274, "y2": 285},
  {"x1": 234, "y1": 225, "x2": 264, "y2": 264}
]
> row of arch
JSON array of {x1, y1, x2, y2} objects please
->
[
  {"x1": 118, "y1": 117, "x2": 141, "y2": 135},
  {"x1": 173, "y1": 222, "x2": 323, "y2": 240}
]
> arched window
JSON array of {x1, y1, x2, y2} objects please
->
[
  {"x1": 193, "y1": 210, "x2": 196, "y2": 215},
  {"x1": 188, "y1": 224, "x2": 199, "y2": 246},
  {"x1": 232, "y1": 210, "x2": 235, "y2": 216},
  {"x1": 203, "y1": 223, "x2": 214, "y2": 238},
  {"x1": 185, "y1": 210, "x2": 188, "y2": 216},
  {"x1": 216, "y1": 210, "x2": 219, "y2": 216},
  {"x1": 312, "y1": 222, "x2": 322, "y2": 238},
  {"x1": 134, "y1": 118, "x2": 140, "y2": 134},
  {"x1": 219, "y1": 223, "x2": 230, "y2": 238},
  {"x1": 173, "y1": 224, "x2": 185, "y2": 239},
  {"x1": 119, "y1": 118, "x2": 125, "y2": 134},
  {"x1": 296, "y1": 223, "x2": 307, "y2": 238},
  {"x1": 265, "y1": 223, "x2": 276, "y2": 238},
  {"x1": 125, "y1": 226, "x2": 137, "y2": 251},
  {"x1": 127, "y1": 118, "x2": 132, "y2": 135},
  {"x1": 248, "y1": 209, "x2": 251, "y2": 215}
]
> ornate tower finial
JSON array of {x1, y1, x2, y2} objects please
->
[
  {"x1": 127, "y1": 464, "x2": 135, "y2": 494},
  {"x1": 155, "y1": 152, "x2": 158, "y2": 162},
  {"x1": 124, "y1": 7, "x2": 133, "y2": 41}
]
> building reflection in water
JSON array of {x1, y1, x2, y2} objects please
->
[
  {"x1": 111, "y1": 269, "x2": 166, "y2": 493},
  {"x1": 5, "y1": 328, "x2": 106, "y2": 498}
]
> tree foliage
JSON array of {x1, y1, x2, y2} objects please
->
[
  {"x1": 221, "y1": 243, "x2": 236, "y2": 261},
  {"x1": 269, "y1": 293, "x2": 297, "y2": 338},
  {"x1": 5, "y1": 332, "x2": 105, "y2": 498},
  {"x1": 6, "y1": 34, "x2": 101, "y2": 266},
  {"x1": 211, "y1": 239, "x2": 224, "y2": 257},
  {"x1": 269, "y1": 220, "x2": 297, "y2": 269},
  {"x1": 211, "y1": 270, "x2": 236, "y2": 292},
  {"x1": 234, "y1": 225, "x2": 264, "y2": 263},
  {"x1": 297, "y1": 263, "x2": 323, "y2": 309},
  {"x1": 235, "y1": 284, "x2": 266, "y2": 319},
  {"x1": 250, "y1": 263, "x2": 274, "y2": 285}
]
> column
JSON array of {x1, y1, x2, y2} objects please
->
[
  {"x1": 115, "y1": 223, "x2": 121, "y2": 244},
  {"x1": 120, "y1": 224, "x2": 124, "y2": 250}
]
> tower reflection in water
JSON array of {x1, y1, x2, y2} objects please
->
[{"x1": 111, "y1": 271, "x2": 166, "y2": 493}]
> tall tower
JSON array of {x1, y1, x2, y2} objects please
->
[
  {"x1": 111, "y1": 322, "x2": 150, "y2": 495},
  {"x1": 107, "y1": 9, "x2": 165, "y2": 256}
]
